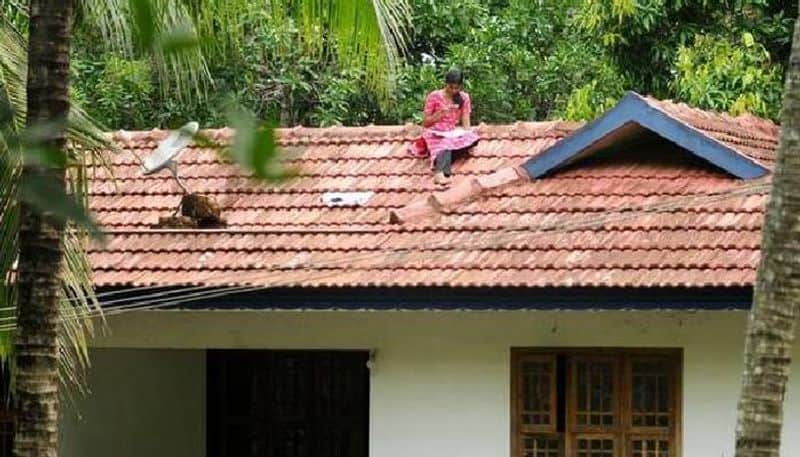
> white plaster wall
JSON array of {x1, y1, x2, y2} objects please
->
[
  {"x1": 62, "y1": 310, "x2": 800, "y2": 457},
  {"x1": 59, "y1": 349, "x2": 205, "y2": 457}
]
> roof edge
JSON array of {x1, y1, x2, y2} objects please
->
[
  {"x1": 523, "y1": 91, "x2": 770, "y2": 180},
  {"x1": 96, "y1": 285, "x2": 753, "y2": 311}
]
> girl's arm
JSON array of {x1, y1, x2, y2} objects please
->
[
  {"x1": 423, "y1": 108, "x2": 451, "y2": 127},
  {"x1": 460, "y1": 93, "x2": 472, "y2": 127},
  {"x1": 422, "y1": 91, "x2": 451, "y2": 127},
  {"x1": 460, "y1": 111, "x2": 471, "y2": 128}
]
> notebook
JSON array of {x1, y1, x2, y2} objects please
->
[{"x1": 430, "y1": 128, "x2": 469, "y2": 138}]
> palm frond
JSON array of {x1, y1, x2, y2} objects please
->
[
  {"x1": 183, "y1": 0, "x2": 254, "y2": 64},
  {"x1": 0, "y1": 151, "x2": 18, "y2": 373},
  {"x1": 281, "y1": 0, "x2": 412, "y2": 100},
  {"x1": 0, "y1": 19, "x2": 108, "y2": 397},
  {"x1": 75, "y1": 0, "x2": 133, "y2": 54},
  {"x1": 0, "y1": 1, "x2": 27, "y2": 39},
  {"x1": 0, "y1": 20, "x2": 27, "y2": 133},
  {"x1": 76, "y1": 0, "x2": 410, "y2": 104},
  {"x1": 76, "y1": 0, "x2": 212, "y2": 101}
]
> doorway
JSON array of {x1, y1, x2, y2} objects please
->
[{"x1": 207, "y1": 350, "x2": 370, "y2": 457}]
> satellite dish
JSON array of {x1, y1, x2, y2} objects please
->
[{"x1": 141, "y1": 121, "x2": 199, "y2": 194}]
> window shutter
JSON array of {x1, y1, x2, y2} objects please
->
[{"x1": 512, "y1": 349, "x2": 680, "y2": 457}]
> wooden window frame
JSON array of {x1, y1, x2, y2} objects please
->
[
  {"x1": 514, "y1": 354, "x2": 559, "y2": 434},
  {"x1": 572, "y1": 433, "x2": 618, "y2": 457},
  {"x1": 626, "y1": 355, "x2": 679, "y2": 436},
  {"x1": 627, "y1": 435, "x2": 673, "y2": 457},
  {"x1": 569, "y1": 355, "x2": 622, "y2": 434},
  {"x1": 510, "y1": 348, "x2": 682, "y2": 457}
]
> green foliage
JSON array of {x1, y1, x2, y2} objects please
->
[
  {"x1": 63, "y1": 0, "x2": 795, "y2": 128},
  {"x1": 673, "y1": 33, "x2": 784, "y2": 119},
  {"x1": 575, "y1": 0, "x2": 795, "y2": 101},
  {"x1": 561, "y1": 79, "x2": 625, "y2": 121},
  {"x1": 0, "y1": 1, "x2": 26, "y2": 36},
  {"x1": 74, "y1": 56, "x2": 156, "y2": 129},
  {"x1": 18, "y1": 174, "x2": 102, "y2": 240},
  {"x1": 388, "y1": 63, "x2": 440, "y2": 124},
  {"x1": 68, "y1": 0, "x2": 411, "y2": 107},
  {"x1": 536, "y1": 28, "x2": 627, "y2": 120},
  {"x1": 308, "y1": 68, "x2": 379, "y2": 127},
  {"x1": 380, "y1": 0, "x2": 628, "y2": 124},
  {"x1": 444, "y1": 15, "x2": 540, "y2": 122},
  {"x1": 226, "y1": 107, "x2": 287, "y2": 180},
  {"x1": 75, "y1": 0, "x2": 212, "y2": 101},
  {"x1": 239, "y1": 13, "x2": 323, "y2": 126},
  {"x1": 406, "y1": 0, "x2": 489, "y2": 56}
]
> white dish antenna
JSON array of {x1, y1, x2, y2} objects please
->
[{"x1": 141, "y1": 121, "x2": 199, "y2": 194}]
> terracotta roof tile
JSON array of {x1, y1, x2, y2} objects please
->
[
  {"x1": 89, "y1": 100, "x2": 775, "y2": 290},
  {"x1": 642, "y1": 96, "x2": 778, "y2": 165}
]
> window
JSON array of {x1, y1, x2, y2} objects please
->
[{"x1": 511, "y1": 349, "x2": 681, "y2": 457}]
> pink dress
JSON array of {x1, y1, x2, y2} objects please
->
[{"x1": 415, "y1": 89, "x2": 480, "y2": 166}]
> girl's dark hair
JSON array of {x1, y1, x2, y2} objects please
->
[
  {"x1": 445, "y1": 69, "x2": 464, "y2": 85},
  {"x1": 445, "y1": 69, "x2": 465, "y2": 107}
]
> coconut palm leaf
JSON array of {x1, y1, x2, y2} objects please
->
[
  {"x1": 0, "y1": 19, "x2": 109, "y2": 398},
  {"x1": 278, "y1": 0, "x2": 411, "y2": 99},
  {"x1": 74, "y1": 0, "x2": 410, "y2": 101},
  {"x1": 75, "y1": 0, "x2": 211, "y2": 101}
]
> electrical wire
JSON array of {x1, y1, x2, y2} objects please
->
[
  {"x1": 0, "y1": 180, "x2": 770, "y2": 331},
  {"x1": 53, "y1": 179, "x2": 772, "y2": 307},
  {"x1": 2, "y1": 180, "x2": 770, "y2": 327}
]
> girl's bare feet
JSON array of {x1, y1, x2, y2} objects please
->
[{"x1": 433, "y1": 171, "x2": 451, "y2": 186}]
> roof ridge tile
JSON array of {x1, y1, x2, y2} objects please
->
[{"x1": 391, "y1": 165, "x2": 530, "y2": 224}]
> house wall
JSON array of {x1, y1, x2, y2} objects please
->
[
  {"x1": 60, "y1": 310, "x2": 800, "y2": 457},
  {"x1": 59, "y1": 349, "x2": 205, "y2": 457}
]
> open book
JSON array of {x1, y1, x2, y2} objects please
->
[{"x1": 430, "y1": 128, "x2": 470, "y2": 139}]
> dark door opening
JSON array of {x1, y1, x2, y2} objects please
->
[{"x1": 207, "y1": 350, "x2": 370, "y2": 457}]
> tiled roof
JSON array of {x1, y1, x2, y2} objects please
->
[
  {"x1": 641, "y1": 95, "x2": 777, "y2": 168},
  {"x1": 642, "y1": 96, "x2": 779, "y2": 163},
  {"x1": 88, "y1": 97, "x2": 777, "y2": 290},
  {"x1": 525, "y1": 92, "x2": 773, "y2": 179}
]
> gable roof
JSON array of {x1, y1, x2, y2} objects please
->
[
  {"x1": 89, "y1": 97, "x2": 777, "y2": 292},
  {"x1": 523, "y1": 91, "x2": 773, "y2": 179}
]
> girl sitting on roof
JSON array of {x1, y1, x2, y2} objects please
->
[{"x1": 409, "y1": 69, "x2": 480, "y2": 185}]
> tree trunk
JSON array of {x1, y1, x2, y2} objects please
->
[
  {"x1": 14, "y1": 1, "x2": 73, "y2": 457},
  {"x1": 734, "y1": 11, "x2": 800, "y2": 457},
  {"x1": 279, "y1": 85, "x2": 293, "y2": 127}
]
